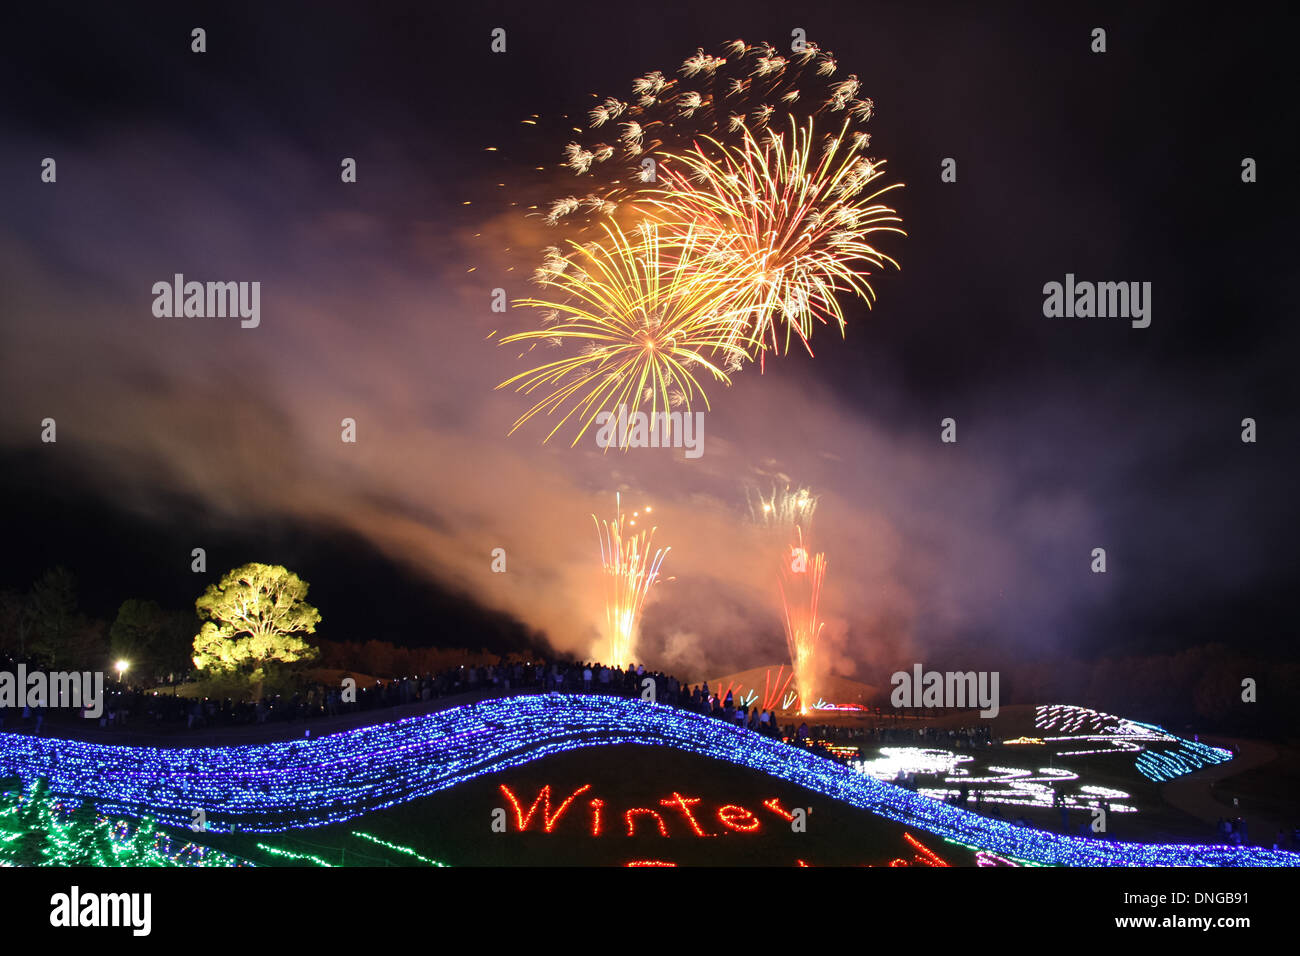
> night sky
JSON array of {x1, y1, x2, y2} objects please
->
[{"x1": 1, "y1": 1, "x2": 1295, "y2": 682}]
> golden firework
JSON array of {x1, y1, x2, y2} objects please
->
[
  {"x1": 747, "y1": 481, "x2": 819, "y2": 536},
  {"x1": 593, "y1": 493, "x2": 670, "y2": 667},
  {"x1": 498, "y1": 221, "x2": 749, "y2": 447},
  {"x1": 641, "y1": 116, "x2": 905, "y2": 358}
]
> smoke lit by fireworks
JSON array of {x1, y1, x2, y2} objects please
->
[
  {"x1": 592, "y1": 494, "x2": 670, "y2": 666},
  {"x1": 778, "y1": 527, "x2": 827, "y2": 715}
]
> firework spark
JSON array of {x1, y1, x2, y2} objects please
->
[
  {"x1": 747, "y1": 481, "x2": 820, "y2": 536},
  {"x1": 497, "y1": 221, "x2": 750, "y2": 446},
  {"x1": 592, "y1": 494, "x2": 670, "y2": 667}
]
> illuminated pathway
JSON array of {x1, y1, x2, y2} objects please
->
[{"x1": 1, "y1": 695, "x2": 1295, "y2": 867}]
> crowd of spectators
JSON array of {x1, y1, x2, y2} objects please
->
[
  {"x1": 1, "y1": 654, "x2": 1013, "y2": 791},
  {"x1": 0, "y1": 653, "x2": 907, "y2": 758}
]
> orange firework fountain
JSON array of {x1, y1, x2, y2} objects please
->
[
  {"x1": 748, "y1": 483, "x2": 826, "y2": 712},
  {"x1": 778, "y1": 527, "x2": 827, "y2": 715}
]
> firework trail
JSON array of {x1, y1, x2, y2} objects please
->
[
  {"x1": 497, "y1": 221, "x2": 750, "y2": 446},
  {"x1": 760, "y1": 665, "x2": 796, "y2": 712},
  {"x1": 592, "y1": 494, "x2": 670, "y2": 667},
  {"x1": 778, "y1": 527, "x2": 827, "y2": 716}
]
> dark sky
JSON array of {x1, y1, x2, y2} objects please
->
[{"x1": 0, "y1": 1, "x2": 1295, "y2": 673}]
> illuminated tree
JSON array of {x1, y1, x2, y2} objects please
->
[{"x1": 192, "y1": 563, "x2": 321, "y2": 691}]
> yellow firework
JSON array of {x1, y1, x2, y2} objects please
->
[
  {"x1": 498, "y1": 221, "x2": 750, "y2": 446},
  {"x1": 593, "y1": 494, "x2": 670, "y2": 667},
  {"x1": 747, "y1": 481, "x2": 819, "y2": 536},
  {"x1": 778, "y1": 527, "x2": 827, "y2": 715},
  {"x1": 641, "y1": 116, "x2": 905, "y2": 358}
]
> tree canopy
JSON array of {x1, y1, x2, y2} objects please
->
[
  {"x1": 192, "y1": 563, "x2": 321, "y2": 677},
  {"x1": 109, "y1": 599, "x2": 194, "y2": 681}
]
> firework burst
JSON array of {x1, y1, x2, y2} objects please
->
[
  {"x1": 548, "y1": 39, "x2": 878, "y2": 225},
  {"x1": 592, "y1": 494, "x2": 670, "y2": 667},
  {"x1": 532, "y1": 37, "x2": 904, "y2": 368},
  {"x1": 497, "y1": 221, "x2": 750, "y2": 446},
  {"x1": 747, "y1": 481, "x2": 820, "y2": 536},
  {"x1": 642, "y1": 117, "x2": 905, "y2": 358},
  {"x1": 496, "y1": 38, "x2": 903, "y2": 441}
]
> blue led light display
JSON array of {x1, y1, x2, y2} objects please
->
[{"x1": 2, "y1": 695, "x2": 1294, "y2": 867}]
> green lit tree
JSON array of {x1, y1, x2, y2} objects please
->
[{"x1": 192, "y1": 563, "x2": 321, "y2": 695}]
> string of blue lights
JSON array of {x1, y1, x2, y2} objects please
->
[{"x1": 1, "y1": 695, "x2": 1294, "y2": 866}]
